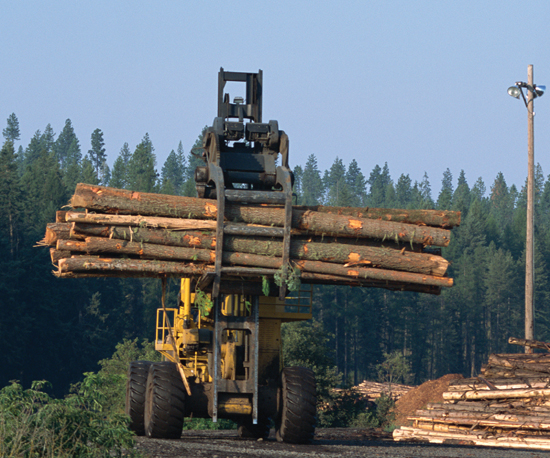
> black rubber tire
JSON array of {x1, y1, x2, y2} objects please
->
[
  {"x1": 275, "y1": 366, "x2": 316, "y2": 444},
  {"x1": 125, "y1": 360, "x2": 153, "y2": 436},
  {"x1": 237, "y1": 416, "x2": 271, "y2": 439},
  {"x1": 144, "y1": 362, "x2": 186, "y2": 439}
]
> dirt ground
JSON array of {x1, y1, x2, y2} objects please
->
[
  {"x1": 135, "y1": 374, "x2": 550, "y2": 457},
  {"x1": 134, "y1": 427, "x2": 550, "y2": 458}
]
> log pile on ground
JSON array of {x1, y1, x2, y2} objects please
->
[
  {"x1": 353, "y1": 381, "x2": 413, "y2": 400},
  {"x1": 39, "y1": 183, "x2": 460, "y2": 294},
  {"x1": 393, "y1": 338, "x2": 550, "y2": 450}
]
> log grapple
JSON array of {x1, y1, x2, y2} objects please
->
[{"x1": 127, "y1": 68, "x2": 317, "y2": 443}]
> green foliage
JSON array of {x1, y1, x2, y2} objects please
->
[
  {"x1": 88, "y1": 128, "x2": 108, "y2": 184},
  {"x1": 194, "y1": 289, "x2": 213, "y2": 316},
  {"x1": 300, "y1": 154, "x2": 324, "y2": 205},
  {"x1": 74, "y1": 338, "x2": 160, "y2": 416},
  {"x1": 182, "y1": 418, "x2": 236, "y2": 430},
  {"x1": 351, "y1": 394, "x2": 396, "y2": 429},
  {"x1": 318, "y1": 388, "x2": 368, "y2": 428},
  {"x1": 376, "y1": 350, "x2": 413, "y2": 387},
  {"x1": 3, "y1": 113, "x2": 20, "y2": 142},
  {"x1": 274, "y1": 264, "x2": 301, "y2": 292},
  {"x1": 127, "y1": 133, "x2": 158, "y2": 192},
  {"x1": 261, "y1": 276, "x2": 270, "y2": 296},
  {"x1": 0, "y1": 379, "x2": 142, "y2": 458}
]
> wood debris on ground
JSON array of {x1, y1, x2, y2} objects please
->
[{"x1": 393, "y1": 337, "x2": 550, "y2": 450}]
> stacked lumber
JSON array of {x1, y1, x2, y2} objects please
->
[
  {"x1": 393, "y1": 338, "x2": 550, "y2": 450},
  {"x1": 39, "y1": 183, "x2": 460, "y2": 294},
  {"x1": 353, "y1": 380, "x2": 412, "y2": 400}
]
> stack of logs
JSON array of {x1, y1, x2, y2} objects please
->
[
  {"x1": 353, "y1": 381, "x2": 412, "y2": 400},
  {"x1": 39, "y1": 183, "x2": 460, "y2": 294},
  {"x1": 394, "y1": 338, "x2": 550, "y2": 450}
]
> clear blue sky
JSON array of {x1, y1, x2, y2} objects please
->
[{"x1": 3, "y1": 1, "x2": 550, "y2": 197}]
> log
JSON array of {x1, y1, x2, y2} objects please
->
[
  {"x1": 410, "y1": 411, "x2": 550, "y2": 431},
  {"x1": 50, "y1": 248, "x2": 71, "y2": 264},
  {"x1": 57, "y1": 238, "x2": 214, "y2": 263},
  {"x1": 64, "y1": 211, "x2": 217, "y2": 230},
  {"x1": 41, "y1": 223, "x2": 79, "y2": 246},
  {"x1": 70, "y1": 222, "x2": 431, "y2": 253},
  {"x1": 427, "y1": 402, "x2": 550, "y2": 415},
  {"x1": 443, "y1": 387, "x2": 550, "y2": 401},
  {"x1": 490, "y1": 353, "x2": 550, "y2": 363},
  {"x1": 486, "y1": 355, "x2": 550, "y2": 374},
  {"x1": 56, "y1": 211, "x2": 67, "y2": 223},
  {"x1": 394, "y1": 427, "x2": 550, "y2": 449},
  {"x1": 69, "y1": 223, "x2": 450, "y2": 276},
  {"x1": 70, "y1": 184, "x2": 453, "y2": 246},
  {"x1": 448, "y1": 377, "x2": 550, "y2": 392},
  {"x1": 294, "y1": 205, "x2": 461, "y2": 228},
  {"x1": 480, "y1": 365, "x2": 547, "y2": 378},
  {"x1": 56, "y1": 237, "x2": 452, "y2": 288},
  {"x1": 415, "y1": 408, "x2": 550, "y2": 425},
  {"x1": 54, "y1": 254, "x2": 442, "y2": 294},
  {"x1": 57, "y1": 257, "x2": 210, "y2": 277},
  {"x1": 509, "y1": 337, "x2": 550, "y2": 351}
]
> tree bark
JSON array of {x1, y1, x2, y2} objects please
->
[
  {"x1": 70, "y1": 183, "x2": 453, "y2": 246},
  {"x1": 443, "y1": 387, "x2": 550, "y2": 401},
  {"x1": 509, "y1": 337, "x2": 550, "y2": 351},
  {"x1": 70, "y1": 223, "x2": 449, "y2": 276},
  {"x1": 294, "y1": 204, "x2": 461, "y2": 228},
  {"x1": 56, "y1": 237, "x2": 452, "y2": 287},
  {"x1": 65, "y1": 210, "x2": 217, "y2": 230},
  {"x1": 57, "y1": 256, "x2": 210, "y2": 277},
  {"x1": 41, "y1": 223, "x2": 80, "y2": 246}
]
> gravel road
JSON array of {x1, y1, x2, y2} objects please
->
[{"x1": 134, "y1": 428, "x2": 550, "y2": 458}]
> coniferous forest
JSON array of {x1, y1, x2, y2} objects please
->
[{"x1": 1, "y1": 113, "x2": 549, "y2": 396}]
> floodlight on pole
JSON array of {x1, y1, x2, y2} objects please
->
[{"x1": 508, "y1": 65, "x2": 545, "y2": 353}]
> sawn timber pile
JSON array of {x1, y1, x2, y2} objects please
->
[
  {"x1": 393, "y1": 338, "x2": 550, "y2": 450},
  {"x1": 40, "y1": 183, "x2": 460, "y2": 294}
]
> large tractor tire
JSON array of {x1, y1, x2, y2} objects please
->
[
  {"x1": 237, "y1": 416, "x2": 271, "y2": 439},
  {"x1": 276, "y1": 366, "x2": 316, "y2": 444},
  {"x1": 125, "y1": 360, "x2": 153, "y2": 436},
  {"x1": 144, "y1": 362, "x2": 186, "y2": 439}
]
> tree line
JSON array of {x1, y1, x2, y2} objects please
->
[{"x1": 0, "y1": 112, "x2": 547, "y2": 395}]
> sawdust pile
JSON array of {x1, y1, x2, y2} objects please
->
[{"x1": 393, "y1": 373, "x2": 463, "y2": 426}]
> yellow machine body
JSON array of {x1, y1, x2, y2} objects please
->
[{"x1": 155, "y1": 279, "x2": 312, "y2": 417}]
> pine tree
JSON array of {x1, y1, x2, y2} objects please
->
[
  {"x1": 437, "y1": 168, "x2": 453, "y2": 210},
  {"x1": 324, "y1": 157, "x2": 352, "y2": 206},
  {"x1": 394, "y1": 173, "x2": 412, "y2": 208},
  {"x1": 345, "y1": 159, "x2": 367, "y2": 207},
  {"x1": 41, "y1": 124, "x2": 56, "y2": 153},
  {"x1": 88, "y1": 128, "x2": 106, "y2": 182},
  {"x1": 367, "y1": 163, "x2": 392, "y2": 207},
  {"x1": 62, "y1": 138, "x2": 82, "y2": 192},
  {"x1": 160, "y1": 149, "x2": 184, "y2": 195},
  {"x1": 300, "y1": 154, "x2": 324, "y2": 206},
  {"x1": 0, "y1": 141, "x2": 24, "y2": 259},
  {"x1": 471, "y1": 177, "x2": 487, "y2": 202},
  {"x1": 54, "y1": 119, "x2": 79, "y2": 169},
  {"x1": 3, "y1": 113, "x2": 20, "y2": 142},
  {"x1": 81, "y1": 157, "x2": 98, "y2": 185},
  {"x1": 110, "y1": 143, "x2": 132, "y2": 189},
  {"x1": 127, "y1": 133, "x2": 158, "y2": 192},
  {"x1": 452, "y1": 170, "x2": 471, "y2": 217}
]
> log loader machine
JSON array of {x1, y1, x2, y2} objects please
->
[{"x1": 125, "y1": 68, "x2": 317, "y2": 443}]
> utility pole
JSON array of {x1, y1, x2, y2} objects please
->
[
  {"x1": 508, "y1": 65, "x2": 545, "y2": 353},
  {"x1": 525, "y1": 64, "x2": 535, "y2": 352}
]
